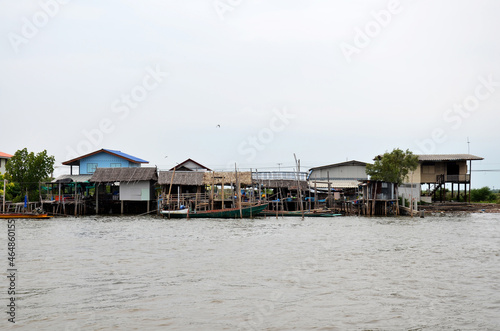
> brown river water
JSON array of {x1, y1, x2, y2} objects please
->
[{"x1": 1, "y1": 213, "x2": 499, "y2": 330}]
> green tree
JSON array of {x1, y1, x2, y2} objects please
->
[
  {"x1": 0, "y1": 173, "x2": 19, "y2": 201},
  {"x1": 366, "y1": 148, "x2": 419, "y2": 186},
  {"x1": 5, "y1": 148, "x2": 55, "y2": 200},
  {"x1": 470, "y1": 187, "x2": 497, "y2": 202}
]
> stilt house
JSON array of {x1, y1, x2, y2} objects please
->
[{"x1": 90, "y1": 167, "x2": 158, "y2": 214}]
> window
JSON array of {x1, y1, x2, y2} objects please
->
[
  {"x1": 87, "y1": 163, "x2": 97, "y2": 173},
  {"x1": 110, "y1": 163, "x2": 122, "y2": 168}
]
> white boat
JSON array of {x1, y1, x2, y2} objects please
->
[{"x1": 161, "y1": 209, "x2": 189, "y2": 216}]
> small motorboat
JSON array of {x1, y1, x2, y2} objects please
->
[{"x1": 0, "y1": 213, "x2": 52, "y2": 219}]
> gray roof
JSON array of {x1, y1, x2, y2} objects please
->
[
  {"x1": 417, "y1": 154, "x2": 483, "y2": 161},
  {"x1": 309, "y1": 160, "x2": 368, "y2": 171},
  {"x1": 52, "y1": 174, "x2": 93, "y2": 183},
  {"x1": 158, "y1": 171, "x2": 204, "y2": 186},
  {"x1": 90, "y1": 167, "x2": 158, "y2": 183}
]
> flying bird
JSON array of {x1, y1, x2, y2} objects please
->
[{"x1": 216, "y1": 124, "x2": 221, "y2": 128}]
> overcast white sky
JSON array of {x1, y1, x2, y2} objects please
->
[{"x1": 1, "y1": 0, "x2": 499, "y2": 188}]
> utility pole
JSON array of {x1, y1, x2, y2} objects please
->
[
  {"x1": 3, "y1": 179, "x2": 6, "y2": 213},
  {"x1": 293, "y1": 154, "x2": 304, "y2": 220}
]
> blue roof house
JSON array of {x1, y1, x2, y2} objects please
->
[{"x1": 63, "y1": 149, "x2": 149, "y2": 175}]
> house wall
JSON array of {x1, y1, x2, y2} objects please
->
[
  {"x1": 120, "y1": 181, "x2": 151, "y2": 201},
  {"x1": 405, "y1": 164, "x2": 422, "y2": 184},
  {"x1": 310, "y1": 165, "x2": 367, "y2": 180},
  {"x1": 0, "y1": 158, "x2": 7, "y2": 174},
  {"x1": 419, "y1": 160, "x2": 468, "y2": 183},
  {"x1": 80, "y1": 152, "x2": 138, "y2": 174},
  {"x1": 399, "y1": 184, "x2": 421, "y2": 202}
]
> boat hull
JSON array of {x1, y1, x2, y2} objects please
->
[
  {"x1": 261, "y1": 211, "x2": 342, "y2": 217},
  {"x1": 0, "y1": 213, "x2": 52, "y2": 219},
  {"x1": 161, "y1": 203, "x2": 269, "y2": 219}
]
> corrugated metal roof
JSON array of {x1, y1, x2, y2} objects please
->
[
  {"x1": 103, "y1": 149, "x2": 148, "y2": 163},
  {"x1": 63, "y1": 149, "x2": 149, "y2": 165},
  {"x1": 309, "y1": 180, "x2": 361, "y2": 189},
  {"x1": 0, "y1": 152, "x2": 13, "y2": 158},
  {"x1": 309, "y1": 160, "x2": 368, "y2": 171},
  {"x1": 52, "y1": 174, "x2": 93, "y2": 183},
  {"x1": 417, "y1": 154, "x2": 483, "y2": 161}
]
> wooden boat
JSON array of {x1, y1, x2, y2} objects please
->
[
  {"x1": 261, "y1": 210, "x2": 342, "y2": 217},
  {"x1": 304, "y1": 213, "x2": 342, "y2": 217},
  {"x1": 161, "y1": 209, "x2": 189, "y2": 216},
  {"x1": 161, "y1": 203, "x2": 269, "y2": 219},
  {"x1": 0, "y1": 213, "x2": 52, "y2": 219}
]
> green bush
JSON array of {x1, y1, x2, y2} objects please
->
[{"x1": 470, "y1": 187, "x2": 497, "y2": 202}]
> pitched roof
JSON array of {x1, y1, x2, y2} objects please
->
[
  {"x1": 62, "y1": 149, "x2": 149, "y2": 166},
  {"x1": 309, "y1": 160, "x2": 368, "y2": 171},
  {"x1": 0, "y1": 152, "x2": 13, "y2": 158},
  {"x1": 417, "y1": 154, "x2": 483, "y2": 161},
  {"x1": 158, "y1": 171, "x2": 205, "y2": 186},
  {"x1": 90, "y1": 167, "x2": 157, "y2": 183},
  {"x1": 169, "y1": 158, "x2": 211, "y2": 171}
]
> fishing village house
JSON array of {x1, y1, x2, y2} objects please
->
[
  {"x1": 308, "y1": 160, "x2": 369, "y2": 201},
  {"x1": 62, "y1": 148, "x2": 149, "y2": 175},
  {"x1": 157, "y1": 159, "x2": 210, "y2": 211},
  {"x1": 90, "y1": 167, "x2": 158, "y2": 214},
  {"x1": 364, "y1": 153, "x2": 485, "y2": 214},
  {"x1": 360, "y1": 180, "x2": 398, "y2": 216},
  {"x1": 252, "y1": 170, "x2": 309, "y2": 212},
  {"x1": 170, "y1": 158, "x2": 211, "y2": 172},
  {"x1": 401, "y1": 154, "x2": 484, "y2": 204},
  {"x1": 207, "y1": 171, "x2": 254, "y2": 209},
  {"x1": 47, "y1": 149, "x2": 150, "y2": 215},
  {"x1": 0, "y1": 151, "x2": 13, "y2": 175}
]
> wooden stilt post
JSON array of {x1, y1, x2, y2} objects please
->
[
  {"x1": 257, "y1": 169, "x2": 261, "y2": 203},
  {"x1": 276, "y1": 189, "x2": 279, "y2": 219},
  {"x1": 294, "y1": 154, "x2": 304, "y2": 220},
  {"x1": 308, "y1": 182, "x2": 311, "y2": 212},
  {"x1": 235, "y1": 164, "x2": 242, "y2": 219},
  {"x1": 195, "y1": 186, "x2": 200, "y2": 212},
  {"x1": 468, "y1": 159, "x2": 472, "y2": 203},
  {"x1": 314, "y1": 181, "x2": 317, "y2": 210},
  {"x1": 327, "y1": 172, "x2": 331, "y2": 211},
  {"x1": 372, "y1": 182, "x2": 377, "y2": 216},
  {"x1": 75, "y1": 182, "x2": 78, "y2": 216},
  {"x1": 96, "y1": 183, "x2": 99, "y2": 215},
  {"x1": 221, "y1": 180, "x2": 225, "y2": 209},
  {"x1": 230, "y1": 179, "x2": 234, "y2": 209}
]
